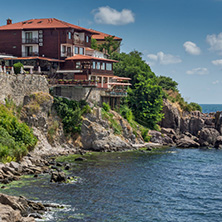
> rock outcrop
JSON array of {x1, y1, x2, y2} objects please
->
[{"x1": 0, "y1": 193, "x2": 52, "y2": 222}]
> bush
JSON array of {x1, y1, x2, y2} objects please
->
[
  {"x1": 119, "y1": 105, "x2": 133, "y2": 122},
  {"x1": 13, "y1": 62, "x2": 23, "y2": 74},
  {"x1": 0, "y1": 105, "x2": 37, "y2": 162},
  {"x1": 53, "y1": 97, "x2": 89, "y2": 134},
  {"x1": 102, "y1": 102, "x2": 110, "y2": 112}
]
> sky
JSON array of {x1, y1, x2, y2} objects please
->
[{"x1": 1, "y1": 0, "x2": 222, "y2": 104}]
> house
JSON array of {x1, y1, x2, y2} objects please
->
[{"x1": 0, "y1": 18, "x2": 130, "y2": 107}]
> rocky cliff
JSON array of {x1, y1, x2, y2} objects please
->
[{"x1": 159, "y1": 99, "x2": 222, "y2": 148}]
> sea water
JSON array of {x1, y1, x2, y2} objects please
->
[
  {"x1": 200, "y1": 104, "x2": 222, "y2": 113},
  {"x1": 2, "y1": 148, "x2": 222, "y2": 222}
]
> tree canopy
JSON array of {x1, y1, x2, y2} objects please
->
[{"x1": 111, "y1": 51, "x2": 163, "y2": 129}]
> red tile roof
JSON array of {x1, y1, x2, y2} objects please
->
[
  {"x1": 91, "y1": 30, "x2": 122, "y2": 41},
  {"x1": 0, "y1": 18, "x2": 97, "y2": 34},
  {"x1": 65, "y1": 54, "x2": 118, "y2": 62},
  {"x1": 4, "y1": 56, "x2": 64, "y2": 62}
]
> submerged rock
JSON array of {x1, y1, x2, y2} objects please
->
[{"x1": 50, "y1": 171, "x2": 67, "y2": 183}]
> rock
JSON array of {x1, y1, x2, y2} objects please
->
[
  {"x1": 215, "y1": 111, "x2": 222, "y2": 134},
  {"x1": 64, "y1": 164, "x2": 70, "y2": 170},
  {"x1": 198, "y1": 128, "x2": 220, "y2": 147},
  {"x1": 9, "y1": 161, "x2": 20, "y2": 172},
  {"x1": 149, "y1": 130, "x2": 174, "y2": 145},
  {"x1": 81, "y1": 117, "x2": 132, "y2": 151},
  {"x1": 0, "y1": 193, "x2": 45, "y2": 220},
  {"x1": 160, "y1": 99, "x2": 181, "y2": 133},
  {"x1": 50, "y1": 171, "x2": 67, "y2": 183},
  {"x1": 188, "y1": 117, "x2": 204, "y2": 136},
  {"x1": 161, "y1": 128, "x2": 178, "y2": 141},
  {"x1": 75, "y1": 157, "x2": 86, "y2": 161},
  {"x1": 214, "y1": 136, "x2": 222, "y2": 149},
  {"x1": 177, "y1": 136, "x2": 200, "y2": 148}
]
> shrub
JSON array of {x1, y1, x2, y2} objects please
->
[
  {"x1": 13, "y1": 62, "x2": 23, "y2": 74},
  {"x1": 102, "y1": 102, "x2": 110, "y2": 112},
  {"x1": 0, "y1": 104, "x2": 37, "y2": 162}
]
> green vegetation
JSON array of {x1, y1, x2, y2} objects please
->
[
  {"x1": 13, "y1": 62, "x2": 23, "y2": 74},
  {"x1": 111, "y1": 51, "x2": 163, "y2": 129},
  {"x1": 0, "y1": 104, "x2": 37, "y2": 163},
  {"x1": 101, "y1": 105, "x2": 122, "y2": 135},
  {"x1": 53, "y1": 97, "x2": 91, "y2": 134},
  {"x1": 91, "y1": 36, "x2": 120, "y2": 55},
  {"x1": 157, "y1": 76, "x2": 178, "y2": 92}
]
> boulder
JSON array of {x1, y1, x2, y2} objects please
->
[
  {"x1": 160, "y1": 99, "x2": 181, "y2": 133},
  {"x1": 149, "y1": 130, "x2": 174, "y2": 145},
  {"x1": 50, "y1": 171, "x2": 67, "y2": 183},
  {"x1": 214, "y1": 136, "x2": 222, "y2": 149},
  {"x1": 188, "y1": 117, "x2": 204, "y2": 136},
  {"x1": 177, "y1": 136, "x2": 200, "y2": 148},
  {"x1": 215, "y1": 111, "x2": 222, "y2": 134},
  {"x1": 198, "y1": 128, "x2": 220, "y2": 147}
]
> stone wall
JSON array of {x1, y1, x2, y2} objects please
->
[
  {"x1": 0, "y1": 73, "x2": 49, "y2": 105},
  {"x1": 52, "y1": 86, "x2": 101, "y2": 104}
]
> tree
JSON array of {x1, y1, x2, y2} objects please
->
[
  {"x1": 128, "y1": 75, "x2": 163, "y2": 129},
  {"x1": 110, "y1": 50, "x2": 164, "y2": 129},
  {"x1": 97, "y1": 36, "x2": 121, "y2": 55},
  {"x1": 157, "y1": 76, "x2": 178, "y2": 92},
  {"x1": 91, "y1": 38, "x2": 98, "y2": 50}
]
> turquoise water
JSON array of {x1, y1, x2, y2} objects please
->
[
  {"x1": 2, "y1": 148, "x2": 222, "y2": 222},
  {"x1": 200, "y1": 104, "x2": 222, "y2": 113}
]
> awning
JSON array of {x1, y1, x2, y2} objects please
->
[
  {"x1": 108, "y1": 82, "x2": 131, "y2": 86},
  {"x1": 4, "y1": 56, "x2": 65, "y2": 62}
]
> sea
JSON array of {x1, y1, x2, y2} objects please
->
[
  {"x1": 200, "y1": 104, "x2": 222, "y2": 113},
  {"x1": 2, "y1": 148, "x2": 222, "y2": 222}
]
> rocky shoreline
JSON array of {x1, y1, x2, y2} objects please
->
[{"x1": 1, "y1": 95, "x2": 222, "y2": 221}]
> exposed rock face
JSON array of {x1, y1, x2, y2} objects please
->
[
  {"x1": 198, "y1": 128, "x2": 220, "y2": 147},
  {"x1": 188, "y1": 117, "x2": 205, "y2": 136},
  {"x1": 215, "y1": 111, "x2": 222, "y2": 134},
  {"x1": 160, "y1": 99, "x2": 181, "y2": 133},
  {"x1": 81, "y1": 117, "x2": 132, "y2": 151}
]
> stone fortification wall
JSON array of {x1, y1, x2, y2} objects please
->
[
  {"x1": 53, "y1": 86, "x2": 101, "y2": 104},
  {"x1": 0, "y1": 73, "x2": 49, "y2": 105}
]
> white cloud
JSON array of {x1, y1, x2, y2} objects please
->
[
  {"x1": 147, "y1": 51, "x2": 182, "y2": 65},
  {"x1": 186, "y1": 67, "x2": 208, "y2": 75},
  {"x1": 92, "y1": 6, "x2": 135, "y2": 25},
  {"x1": 212, "y1": 80, "x2": 220, "y2": 84},
  {"x1": 206, "y1": 33, "x2": 222, "y2": 54},
  {"x1": 183, "y1": 41, "x2": 201, "y2": 55},
  {"x1": 212, "y1": 59, "x2": 222, "y2": 66}
]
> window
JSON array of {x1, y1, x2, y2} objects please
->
[
  {"x1": 101, "y1": 63, "x2": 105, "y2": 70},
  {"x1": 62, "y1": 46, "x2": 66, "y2": 53},
  {"x1": 93, "y1": 62, "x2": 96, "y2": 69},
  {"x1": 86, "y1": 36, "x2": 89, "y2": 43},
  {"x1": 68, "y1": 32, "x2": 71, "y2": 39},
  {"x1": 79, "y1": 47, "x2": 84, "y2": 55},
  {"x1": 76, "y1": 62, "x2": 81, "y2": 69},
  {"x1": 75, "y1": 47, "x2": 78, "y2": 54},
  {"x1": 106, "y1": 63, "x2": 112, "y2": 71},
  {"x1": 97, "y1": 62, "x2": 100, "y2": 69},
  {"x1": 13, "y1": 46, "x2": 16, "y2": 49}
]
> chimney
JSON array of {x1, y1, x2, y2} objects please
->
[{"x1": 7, "y1": 18, "x2": 12, "y2": 25}]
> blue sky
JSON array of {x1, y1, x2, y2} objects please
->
[{"x1": 1, "y1": 0, "x2": 222, "y2": 103}]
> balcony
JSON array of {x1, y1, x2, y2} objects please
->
[
  {"x1": 22, "y1": 51, "x2": 39, "y2": 57},
  {"x1": 22, "y1": 38, "x2": 39, "y2": 44},
  {"x1": 74, "y1": 38, "x2": 84, "y2": 45}
]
